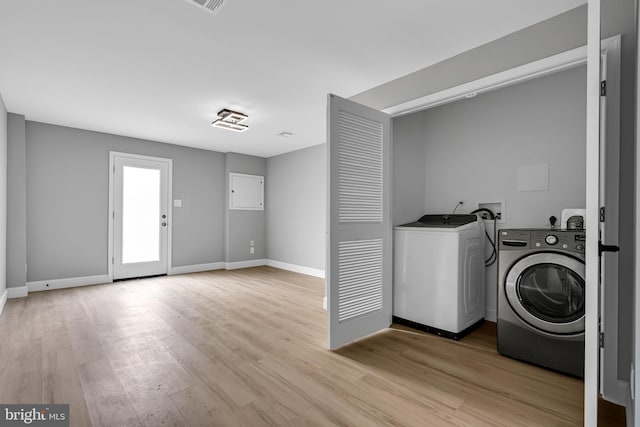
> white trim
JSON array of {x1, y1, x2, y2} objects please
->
[
  {"x1": 384, "y1": 36, "x2": 621, "y2": 119},
  {"x1": 0, "y1": 289, "x2": 7, "y2": 316},
  {"x1": 108, "y1": 151, "x2": 173, "y2": 281},
  {"x1": 27, "y1": 274, "x2": 111, "y2": 293},
  {"x1": 603, "y1": 380, "x2": 630, "y2": 407},
  {"x1": 225, "y1": 259, "x2": 267, "y2": 270},
  {"x1": 7, "y1": 286, "x2": 28, "y2": 299},
  {"x1": 267, "y1": 260, "x2": 325, "y2": 278},
  {"x1": 584, "y1": 1, "x2": 601, "y2": 425},
  {"x1": 384, "y1": 46, "x2": 586, "y2": 117},
  {"x1": 168, "y1": 262, "x2": 225, "y2": 275}
]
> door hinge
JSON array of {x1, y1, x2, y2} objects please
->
[
  {"x1": 112, "y1": 257, "x2": 114, "y2": 264},
  {"x1": 599, "y1": 206, "x2": 605, "y2": 222},
  {"x1": 600, "y1": 80, "x2": 607, "y2": 96},
  {"x1": 599, "y1": 332, "x2": 604, "y2": 348}
]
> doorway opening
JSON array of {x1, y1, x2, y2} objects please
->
[{"x1": 108, "y1": 152, "x2": 172, "y2": 281}]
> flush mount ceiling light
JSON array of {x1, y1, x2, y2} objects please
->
[
  {"x1": 277, "y1": 131, "x2": 294, "y2": 137},
  {"x1": 185, "y1": 0, "x2": 227, "y2": 15},
  {"x1": 212, "y1": 108, "x2": 249, "y2": 132}
]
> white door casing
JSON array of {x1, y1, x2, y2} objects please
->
[
  {"x1": 109, "y1": 152, "x2": 172, "y2": 280},
  {"x1": 327, "y1": 94, "x2": 392, "y2": 350},
  {"x1": 584, "y1": 0, "x2": 601, "y2": 425}
]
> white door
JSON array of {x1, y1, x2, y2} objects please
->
[
  {"x1": 327, "y1": 94, "x2": 392, "y2": 350},
  {"x1": 598, "y1": 37, "x2": 624, "y2": 404},
  {"x1": 111, "y1": 153, "x2": 171, "y2": 280},
  {"x1": 584, "y1": 0, "x2": 601, "y2": 424}
]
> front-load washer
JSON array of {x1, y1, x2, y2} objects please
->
[
  {"x1": 497, "y1": 229, "x2": 585, "y2": 378},
  {"x1": 393, "y1": 214, "x2": 485, "y2": 339}
]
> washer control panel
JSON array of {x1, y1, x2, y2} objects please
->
[{"x1": 499, "y1": 229, "x2": 585, "y2": 254}]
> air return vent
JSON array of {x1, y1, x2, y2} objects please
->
[{"x1": 186, "y1": 0, "x2": 227, "y2": 15}]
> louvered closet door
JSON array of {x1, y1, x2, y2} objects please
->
[{"x1": 327, "y1": 94, "x2": 392, "y2": 350}]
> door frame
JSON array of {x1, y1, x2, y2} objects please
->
[{"x1": 108, "y1": 151, "x2": 173, "y2": 281}]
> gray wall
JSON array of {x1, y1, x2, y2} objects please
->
[
  {"x1": 351, "y1": 6, "x2": 588, "y2": 110},
  {"x1": 0, "y1": 94, "x2": 6, "y2": 299},
  {"x1": 224, "y1": 152, "x2": 267, "y2": 263},
  {"x1": 393, "y1": 65, "x2": 586, "y2": 321},
  {"x1": 266, "y1": 144, "x2": 326, "y2": 271},
  {"x1": 25, "y1": 122, "x2": 225, "y2": 281},
  {"x1": 355, "y1": 0, "x2": 636, "y2": 385},
  {"x1": 392, "y1": 118, "x2": 426, "y2": 227},
  {"x1": 7, "y1": 114, "x2": 26, "y2": 289}
]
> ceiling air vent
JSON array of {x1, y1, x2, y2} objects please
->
[{"x1": 187, "y1": 0, "x2": 227, "y2": 15}]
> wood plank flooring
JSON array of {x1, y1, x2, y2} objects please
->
[{"x1": 0, "y1": 267, "x2": 625, "y2": 426}]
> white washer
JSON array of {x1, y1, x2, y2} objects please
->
[{"x1": 393, "y1": 215, "x2": 485, "y2": 339}]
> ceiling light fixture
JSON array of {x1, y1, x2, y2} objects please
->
[
  {"x1": 185, "y1": 0, "x2": 227, "y2": 15},
  {"x1": 212, "y1": 108, "x2": 249, "y2": 132},
  {"x1": 277, "y1": 131, "x2": 294, "y2": 137}
]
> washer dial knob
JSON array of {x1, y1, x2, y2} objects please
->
[{"x1": 545, "y1": 235, "x2": 558, "y2": 245}]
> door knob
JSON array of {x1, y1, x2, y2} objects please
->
[{"x1": 162, "y1": 222, "x2": 167, "y2": 227}]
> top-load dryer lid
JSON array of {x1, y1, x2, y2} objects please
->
[{"x1": 398, "y1": 214, "x2": 477, "y2": 228}]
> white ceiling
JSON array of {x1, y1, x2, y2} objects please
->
[{"x1": 0, "y1": 0, "x2": 585, "y2": 158}]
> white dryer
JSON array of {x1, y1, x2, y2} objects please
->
[{"x1": 393, "y1": 214, "x2": 485, "y2": 339}]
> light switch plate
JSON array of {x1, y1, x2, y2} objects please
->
[{"x1": 174, "y1": 199, "x2": 182, "y2": 207}]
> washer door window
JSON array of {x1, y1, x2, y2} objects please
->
[{"x1": 505, "y1": 253, "x2": 585, "y2": 335}]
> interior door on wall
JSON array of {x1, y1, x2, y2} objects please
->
[
  {"x1": 327, "y1": 94, "x2": 392, "y2": 350},
  {"x1": 597, "y1": 37, "x2": 623, "y2": 404},
  {"x1": 112, "y1": 153, "x2": 170, "y2": 280}
]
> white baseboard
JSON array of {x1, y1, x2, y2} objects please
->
[
  {"x1": 225, "y1": 259, "x2": 267, "y2": 270},
  {"x1": 485, "y1": 308, "x2": 497, "y2": 322},
  {"x1": 0, "y1": 289, "x2": 7, "y2": 316},
  {"x1": 7, "y1": 286, "x2": 28, "y2": 299},
  {"x1": 169, "y1": 262, "x2": 225, "y2": 275},
  {"x1": 626, "y1": 385, "x2": 633, "y2": 427},
  {"x1": 27, "y1": 274, "x2": 111, "y2": 293},
  {"x1": 603, "y1": 380, "x2": 629, "y2": 407},
  {"x1": 267, "y1": 260, "x2": 325, "y2": 278}
]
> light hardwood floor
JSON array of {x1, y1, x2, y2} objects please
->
[{"x1": 0, "y1": 267, "x2": 624, "y2": 426}]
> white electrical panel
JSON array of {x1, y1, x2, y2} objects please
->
[{"x1": 229, "y1": 173, "x2": 264, "y2": 210}]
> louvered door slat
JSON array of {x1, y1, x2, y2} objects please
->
[
  {"x1": 337, "y1": 110, "x2": 383, "y2": 223},
  {"x1": 337, "y1": 239, "x2": 383, "y2": 322}
]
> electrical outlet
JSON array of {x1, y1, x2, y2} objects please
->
[{"x1": 250, "y1": 247, "x2": 255, "y2": 254}]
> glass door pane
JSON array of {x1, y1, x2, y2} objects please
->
[
  {"x1": 517, "y1": 263, "x2": 585, "y2": 323},
  {"x1": 122, "y1": 166, "x2": 160, "y2": 264}
]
